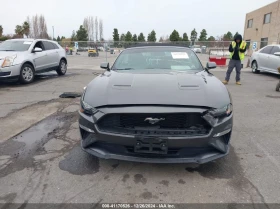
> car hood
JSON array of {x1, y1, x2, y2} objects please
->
[
  {"x1": 0, "y1": 51, "x2": 19, "y2": 59},
  {"x1": 0, "y1": 51, "x2": 26, "y2": 66},
  {"x1": 84, "y1": 71, "x2": 230, "y2": 109}
]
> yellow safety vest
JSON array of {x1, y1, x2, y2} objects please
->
[{"x1": 230, "y1": 41, "x2": 246, "y2": 61}]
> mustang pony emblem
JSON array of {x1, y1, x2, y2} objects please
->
[{"x1": 144, "y1": 117, "x2": 165, "y2": 124}]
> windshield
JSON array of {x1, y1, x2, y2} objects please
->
[
  {"x1": 0, "y1": 40, "x2": 32, "y2": 51},
  {"x1": 112, "y1": 47, "x2": 204, "y2": 71}
]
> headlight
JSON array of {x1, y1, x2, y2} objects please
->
[
  {"x1": 80, "y1": 86, "x2": 98, "y2": 115},
  {"x1": 1, "y1": 55, "x2": 17, "y2": 68},
  {"x1": 80, "y1": 100, "x2": 98, "y2": 115},
  {"x1": 209, "y1": 104, "x2": 233, "y2": 118}
]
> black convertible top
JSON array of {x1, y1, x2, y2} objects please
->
[{"x1": 124, "y1": 43, "x2": 190, "y2": 49}]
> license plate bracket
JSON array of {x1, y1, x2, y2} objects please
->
[{"x1": 134, "y1": 137, "x2": 168, "y2": 154}]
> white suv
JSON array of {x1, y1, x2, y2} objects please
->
[{"x1": 0, "y1": 39, "x2": 67, "y2": 84}]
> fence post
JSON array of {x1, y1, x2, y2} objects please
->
[
  {"x1": 222, "y1": 41, "x2": 224, "y2": 57},
  {"x1": 105, "y1": 41, "x2": 107, "y2": 62}
]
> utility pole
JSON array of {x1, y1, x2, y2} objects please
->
[{"x1": 53, "y1": 26, "x2": 54, "y2": 40}]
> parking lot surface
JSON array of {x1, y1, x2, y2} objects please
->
[{"x1": 0, "y1": 53, "x2": 280, "y2": 205}]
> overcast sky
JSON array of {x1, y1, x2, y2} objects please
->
[{"x1": 0, "y1": 0, "x2": 277, "y2": 40}]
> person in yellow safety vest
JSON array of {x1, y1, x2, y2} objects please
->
[{"x1": 222, "y1": 34, "x2": 247, "y2": 85}]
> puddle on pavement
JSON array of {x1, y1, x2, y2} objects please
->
[
  {"x1": 0, "y1": 112, "x2": 78, "y2": 178},
  {"x1": 0, "y1": 104, "x2": 100, "y2": 178},
  {"x1": 0, "y1": 115, "x2": 63, "y2": 178},
  {"x1": 13, "y1": 117, "x2": 62, "y2": 156},
  {"x1": 58, "y1": 144, "x2": 99, "y2": 175}
]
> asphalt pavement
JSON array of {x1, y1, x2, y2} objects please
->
[{"x1": 0, "y1": 52, "x2": 280, "y2": 206}]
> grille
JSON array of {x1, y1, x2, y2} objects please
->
[
  {"x1": 97, "y1": 113, "x2": 211, "y2": 136},
  {"x1": 0, "y1": 72, "x2": 11, "y2": 76}
]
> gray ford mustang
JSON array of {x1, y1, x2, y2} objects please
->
[{"x1": 79, "y1": 45, "x2": 233, "y2": 164}]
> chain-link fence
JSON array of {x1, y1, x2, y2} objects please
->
[
  {"x1": 57, "y1": 40, "x2": 280, "y2": 56},
  {"x1": 54, "y1": 40, "x2": 279, "y2": 69},
  {"x1": 0, "y1": 40, "x2": 279, "y2": 67},
  {"x1": 0, "y1": 40, "x2": 279, "y2": 55}
]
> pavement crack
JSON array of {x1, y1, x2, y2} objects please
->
[
  {"x1": 246, "y1": 179, "x2": 270, "y2": 208},
  {"x1": 0, "y1": 101, "x2": 36, "y2": 106},
  {"x1": 0, "y1": 98, "x2": 68, "y2": 119}
]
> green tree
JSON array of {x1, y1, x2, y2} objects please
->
[
  {"x1": 132, "y1": 34, "x2": 137, "y2": 42},
  {"x1": 198, "y1": 29, "x2": 207, "y2": 41},
  {"x1": 119, "y1": 33, "x2": 125, "y2": 47},
  {"x1": 182, "y1": 33, "x2": 189, "y2": 42},
  {"x1": 61, "y1": 36, "x2": 66, "y2": 40},
  {"x1": 190, "y1": 28, "x2": 197, "y2": 44},
  {"x1": 76, "y1": 25, "x2": 88, "y2": 41},
  {"x1": 57, "y1": 36, "x2": 61, "y2": 42},
  {"x1": 169, "y1": 30, "x2": 180, "y2": 41},
  {"x1": 138, "y1": 33, "x2": 145, "y2": 42},
  {"x1": 125, "y1": 31, "x2": 132, "y2": 42},
  {"x1": 207, "y1": 36, "x2": 216, "y2": 47},
  {"x1": 223, "y1": 31, "x2": 233, "y2": 41},
  {"x1": 207, "y1": 36, "x2": 215, "y2": 41},
  {"x1": 0, "y1": 25, "x2": 3, "y2": 37},
  {"x1": 22, "y1": 21, "x2": 30, "y2": 38},
  {"x1": 120, "y1": 33, "x2": 125, "y2": 42},
  {"x1": 113, "y1": 28, "x2": 119, "y2": 42},
  {"x1": 0, "y1": 36, "x2": 10, "y2": 41},
  {"x1": 71, "y1": 30, "x2": 76, "y2": 41},
  {"x1": 15, "y1": 25, "x2": 23, "y2": 38},
  {"x1": 147, "y1": 30, "x2": 156, "y2": 42}
]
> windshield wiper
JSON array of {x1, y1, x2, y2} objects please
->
[
  {"x1": 0, "y1": 50, "x2": 16, "y2": 51},
  {"x1": 114, "y1": 68, "x2": 134, "y2": 70}
]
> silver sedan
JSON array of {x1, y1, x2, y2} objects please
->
[{"x1": 250, "y1": 45, "x2": 280, "y2": 74}]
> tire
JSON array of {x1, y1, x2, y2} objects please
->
[
  {"x1": 19, "y1": 63, "x2": 35, "y2": 84},
  {"x1": 252, "y1": 61, "x2": 260, "y2": 74},
  {"x1": 56, "y1": 59, "x2": 67, "y2": 76}
]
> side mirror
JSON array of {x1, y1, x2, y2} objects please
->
[
  {"x1": 274, "y1": 52, "x2": 280, "y2": 56},
  {"x1": 32, "y1": 47, "x2": 43, "y2": 53},
  {"x1": 206, "y1": 62, "x2": 217, "y2": 69},
  {"x1": 100, "y1": 62, "x2": 110, "y2": 70}
]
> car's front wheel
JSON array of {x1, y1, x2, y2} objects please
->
[
  {"x1": 56, "y1": 59, "x2": 67, "y2": 76},
  {"x1": 19, "y1": 63, "x2": 35, "y2": 84},
  {"x1": 252, "y1": 61, "x2": 260, "y2": 74}
]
